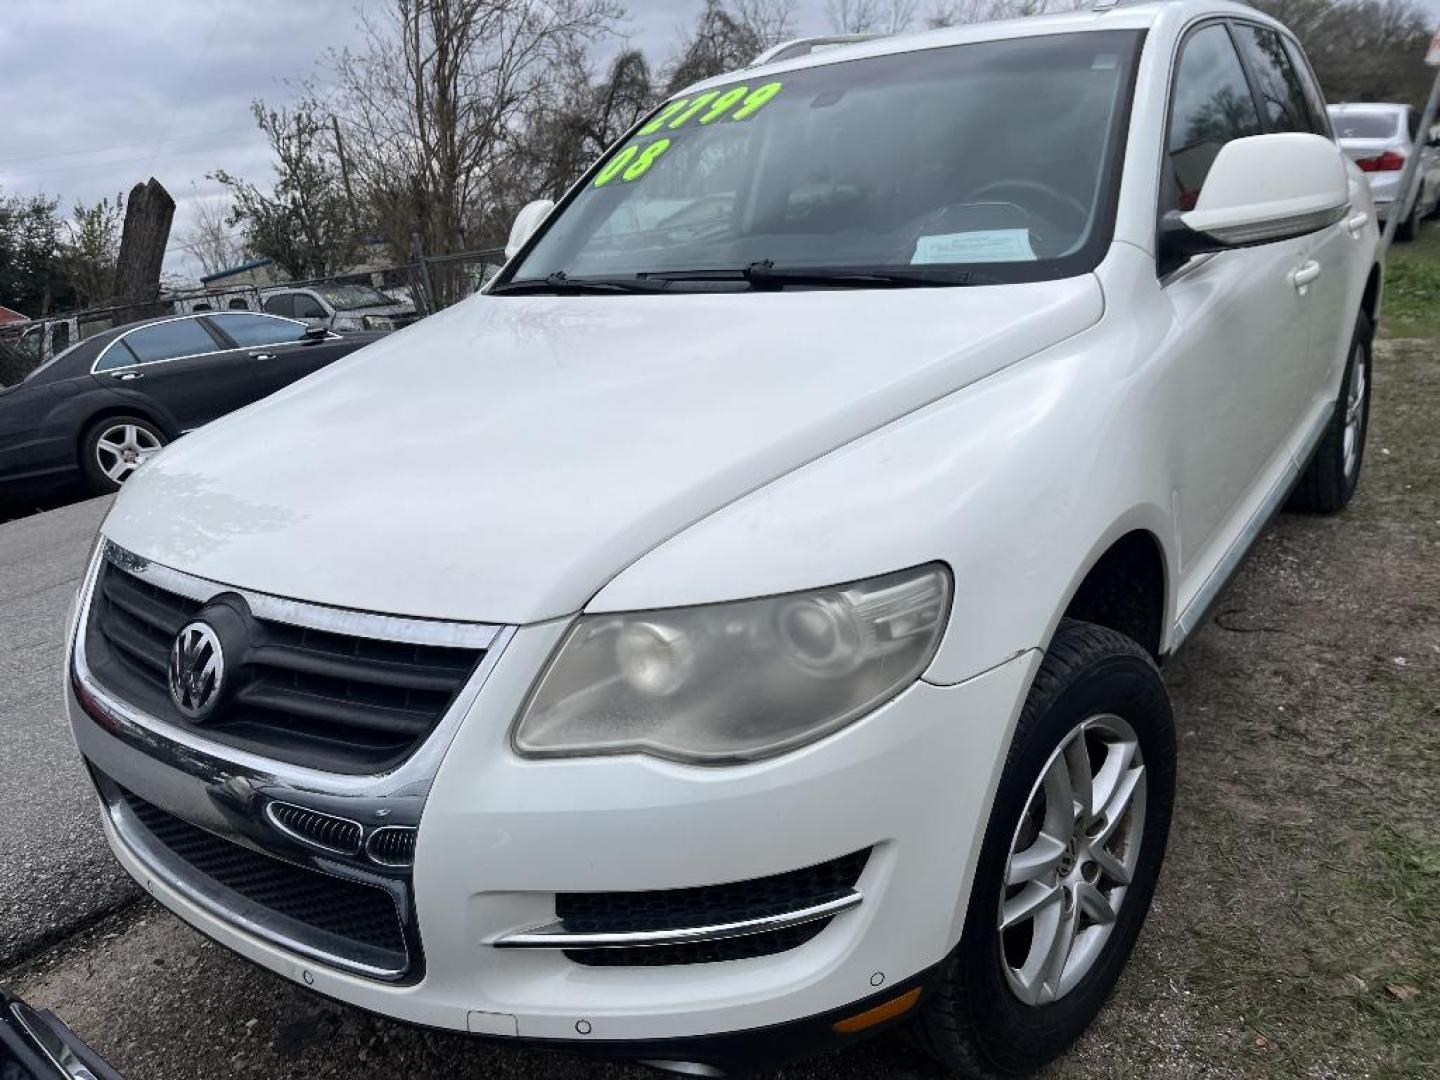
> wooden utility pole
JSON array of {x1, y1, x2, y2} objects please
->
[{"x1": 111, "y1": 178, "x2": 175, "y2": 318}]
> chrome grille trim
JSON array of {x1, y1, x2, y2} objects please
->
[
  {"x1": 73, "y1": 539, "x2": 515, "y2": 792},
  {"x1": 494, "y1": 892, "x2": 862, "y2": 950},
  {"x1": 265, "y1": 801, "x2": 364, "y2": 856},
  {"x1": 102, "y1": 541, "x2": 501, "y2": 649}
]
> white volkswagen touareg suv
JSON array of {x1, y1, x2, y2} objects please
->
[{"x1": 67, "y1": 3, "x2": 1379, "y2": 1075}]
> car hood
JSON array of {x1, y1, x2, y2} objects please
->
[{"x1": 104, "y1": 279, "x2": 1102, "y2": 624}]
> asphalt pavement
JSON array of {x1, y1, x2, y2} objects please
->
[{"x1": 0, "y1": 494, "x2": 141, "y2": 967}]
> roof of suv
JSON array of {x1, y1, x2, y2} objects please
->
[{"x1": 687, "y1": 0, "x2": 1278, "y2": 93}]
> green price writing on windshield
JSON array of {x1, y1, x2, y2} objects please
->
[
  {"x1": 599, "y1": 82, "x2": 783, "y2": 188},
  {"x1": 635, "y1": 81, "x2": 783, "y2": 136},
  {"x1": 593, "y1": 138, "x2": 672, "y2": 187}
]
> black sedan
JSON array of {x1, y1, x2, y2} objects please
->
[{"x1": 0, "y1": 312, "x2": 383, "y2": 498}]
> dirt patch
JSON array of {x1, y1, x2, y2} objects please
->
[{"x1": 1049, "y1": 337, "x2": 1440, "y2": 1080}]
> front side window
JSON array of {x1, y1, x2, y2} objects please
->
[
  {"x1": 507, "y1": 30, "x2": 1143, "y2": 288},
  {"x1": 207, "y1": 312, "x2": 308, "y2": 347},
  {"x1": 1234, "y1": 24, "x2": 1315, "y2": 135},
  {"x1": 103, "y1": 319, "x2": 218, "y2": 370},
  {"x1": 1163, "y1": 24, "x2": 1261, "y2": 214}
]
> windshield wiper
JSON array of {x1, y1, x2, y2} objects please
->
[
  {"x1": 489, "y1": 271, "x2": 668, "y2": 295},
  {"x1": 641, "y1": 260, "x2": 1001, "y2": 289}
]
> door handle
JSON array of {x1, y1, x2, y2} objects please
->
[
  {"x1": 111, "y1": 371, "x2": 143, "y2": 381},
  {"x1": 248, "y1": 352, "x2": 276, "y2": 361},
  {"x1": 1290, "y1": 261, "x2": 1321, "y2": 292},
  {"x1": 1346, "y1": 212, "x2": 1369, "y2": 236}
]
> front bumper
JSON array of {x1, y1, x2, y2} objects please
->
[{"x1": 67, "y1": 550, "x2": 1036, "y2": 1059}]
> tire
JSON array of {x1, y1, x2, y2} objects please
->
[
  {"x1": 908, "y1": 618, "x2": 1176, "y2": 1078},
  {"x1": 80, "y1": 415, "x2": 167, "y2": 494},
  {"x1": 1288, "y1": 310, "x2": 1371, "y2": 514}
]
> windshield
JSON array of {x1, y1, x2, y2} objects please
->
[
  {"x1": 319, "y1": 284, "x2": 395, "y2": 310},
  {"x1": 1328, "y1": 110, "x2": 1401, "y2": 140},
  {"x1": 508, "y1": 30, "x2": 1141, "y2": 289}
]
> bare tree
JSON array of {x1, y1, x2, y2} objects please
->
[
  {"x1": 665, "y1": 0, "x2": 767, "y2": 91},
  {"x1": 826, "y1": 0, "x2": 918, "y2": 33},
  {"x1": 925, "y1": 0, "x2": 1073, "y2": 26},
  {"x1": 176, "y1": 193, "x2": 247, "y2": 277},
  {"x1": 735, "y1": 0, "x2": 799, "y2": 45},
  {"x1": 326, "y1": 0, "x2": 621, "y2": 266}
]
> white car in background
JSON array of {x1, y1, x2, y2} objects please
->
[
  {"x1": 260, "y1": 283, "x2": 418, "y2": 332},
  {"x1": 1329, "y1": 102, "x2": 1440, "y2": 240},
  {"x1": 67, "y1": 3, "x2": 1379, "y2": 1076}
]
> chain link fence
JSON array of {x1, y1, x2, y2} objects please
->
[{"x1": 0, "y1": 246, "x2": 508, "y2": 384}]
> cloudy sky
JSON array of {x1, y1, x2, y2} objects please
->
[{"x1": 2, "y1": 0, "x2": 1437, "y2": 282}]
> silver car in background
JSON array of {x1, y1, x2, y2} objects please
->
[{"x1": 1329, "y1": 102, "x2": 1440, "y2": 241}]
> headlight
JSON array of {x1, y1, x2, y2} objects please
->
[
  {"x1": 514, "y1": 565, "x2": 952, "y2": 765},
  {"x1": 362, "y1": 315, "x2": 393, "y2": 330}
]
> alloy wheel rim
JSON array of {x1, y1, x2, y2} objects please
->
[
  {"x1": 95, "y1": 423, "x2": 162, "y2": 484},
  {"x1": 1342, "y1": 343, "x2": 1367, "y2": 480},
  {"x1": 998, "y1": 713, "x2": 1146, "y2": 1006}
]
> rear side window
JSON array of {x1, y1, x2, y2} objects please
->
[
  {"x1": 111, "y1": 320, "x2": 219, "y2": 368},
  {"x1": 1330, "y1": 111, "x2": 1401, "y2": 139},
  {"x1": 1164, "y1": 24, "x2": 1262, "y2": 213},
  {"x1": 292, "y1": 293, "x2": 328, "y2": 319},
  {"x1": 208, "y1": 312, "x2": 308, "y2": 347},
  {"x1": 1234, "y1": 24, "x2": 1315, "y2": 134},
  {"x1": 262, "y1": 295, "x2": 293, "y2": 317}
]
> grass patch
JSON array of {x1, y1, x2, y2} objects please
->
[{"x1": 1382, "y1": 223, "x2": 1440, "y2": 338}]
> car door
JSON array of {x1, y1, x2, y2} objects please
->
[
  {"x1": 1273, "y1": 29, "x2": 1362, "y2": 425},
  {"x1": 91, "y1": 317, "x2": 255, "y2": 431},
  {"x1": 1158, "y1": 21, "x2": 1315, "y2": 572},
  {"x1": 1235, "y1": 22, "x2": 1349, "y2": 437},
  {"x1": 204, "y1": 312, "x2": 342, "y2": 400}
]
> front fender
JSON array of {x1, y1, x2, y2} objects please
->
[{"x1": 587, "y1": 311, "x2": 1176, "y2": 685}]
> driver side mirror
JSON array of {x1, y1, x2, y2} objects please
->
[
  {"x1": 1161, "y1": 133, "x2": 1349, "y2": 262},
  {"x1": 302, "y1": 325, "x2": 329, "y2": 342},
  {"x1": 505, "y1": 199, "x2": 556, "y2": 260}
]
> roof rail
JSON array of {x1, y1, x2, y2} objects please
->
[{"x1": 750, "y1": 34, "x2": 883, "y2": 66}]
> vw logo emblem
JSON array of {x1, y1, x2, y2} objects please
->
[{"x1": 168, "y1": 621, "x2": 225, "y2": 720}]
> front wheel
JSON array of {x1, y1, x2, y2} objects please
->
[
  {"x1": 80, "y1": 416, "x2": 167, "y2": 494},
  {"x1": 909, "y1": 619, "x2": 1175, "y2": 1077}
]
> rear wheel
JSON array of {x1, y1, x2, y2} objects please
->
[
  {"x1": 80, "y1": 416, "x2": 166, "y2": 494},
  {"x1": 909, "y1": 619, "x2": 1175, "y2": 1077},
  {"x1": 1395, "y1": 194, "x2": 1421, "y2": 241},
  {"x1": 1288, "y1": 310, "x2": 1371, "y2": 513}
]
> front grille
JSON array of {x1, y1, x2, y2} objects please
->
[
  {"x1": 84, "y1": 557, "x2": 485, "y2": 773},
  {"x1": 117, "y1": 785, "x2": 409, "y2": 975},
  {"x1": 366, "y1": 826, "x2": 417, "y2": 867},
  {"x1": 266, "y1": 802, "x2": 362, "y2": 855},
  {"x1": 557, "y1": 849, "x2": 870, "y2": 967}
]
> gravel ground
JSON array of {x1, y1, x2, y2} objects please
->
[{"x1": 3, "y1": 340, "x2": 1435, "y2": 1079}]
